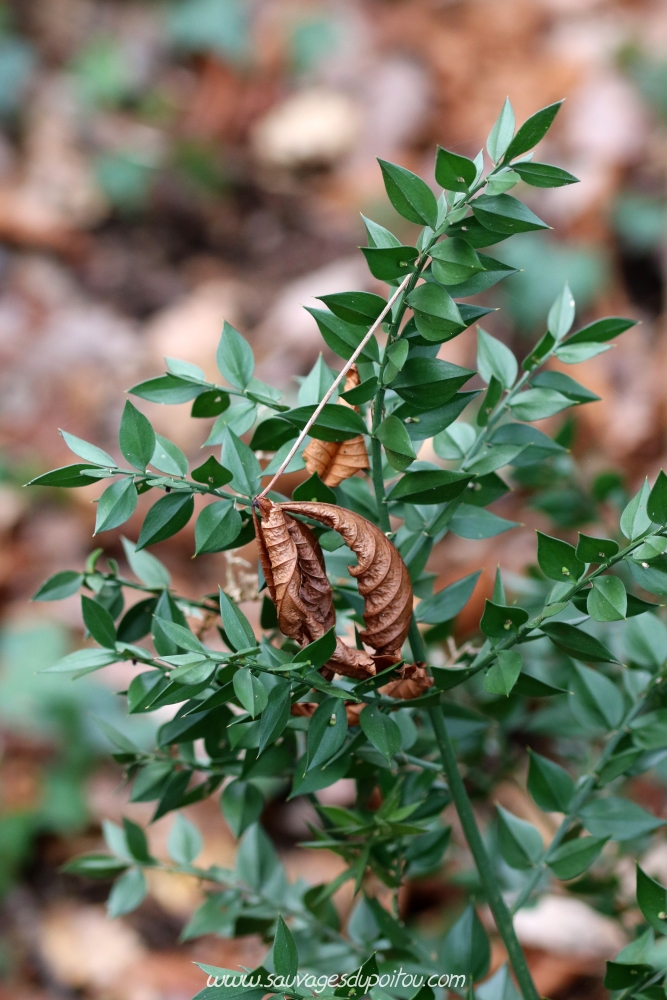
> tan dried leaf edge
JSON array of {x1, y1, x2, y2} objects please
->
[{"x1": 303, "y1": 365, "x2": 369, "y2": 487}]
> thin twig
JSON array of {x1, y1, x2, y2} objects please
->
[{"x1": 256, "y1": 272, "x2": 413, "y2": 498}]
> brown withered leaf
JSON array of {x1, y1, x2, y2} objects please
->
[
  {"x1": 379, "y1": 663, "x2": 433, "y2": 700},
  {"x1": 303, "y1": 365, "x2": 369, "y2": 487},
  {"x1": 253, "y1": 497, "x2": 375, "y2": 679},
  {"x1": 279, "y1": 501, "x2": 413, "y2": 660}
]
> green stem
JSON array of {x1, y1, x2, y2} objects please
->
[
  {"x1": 411, "y1": 610, "x2": 537, "y2": 994},
  {"x1": 427, "y1": 702, "x2": 540, "y2": 1000}
]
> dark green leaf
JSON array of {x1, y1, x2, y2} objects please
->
[
  {"x1": 216, "y1": 321, "x2": 254, "y2": 389},
  {"x1": 435, "y1": 147, "x2": 476, "y2": 192},
  {"x1": 233, "y1": 669, "x2": 267, "y2": 717},
  {"x1": 307, "y1": 698, "x2": 348, "y2": 770},
  {"x1": 392, "y1": 358, "x2": 476, "y2": 411},
  {"x1": 477, "y1": 328, "x2": 517, "y2": 389},
  {"x1": 340, "y1": 375, "x2": 379, "y2": 405},
  {"x1": 637, "y1": 865, "x2": 667, "y2": 934},
  {"x1": 398, "y1": 391, "x2": 480, "y2": 441},
  {"x1": 415, "y1": 571, "x2": 480, "y2": 623},
  {"x1": 566, "y1": 316, "x2": 637, "y2": 345},
  {"x1": 32, "y1": 570, "x2": 83, "y2": 601},
  {"x1": 317, "y1": 291, "x2": 386, "y2": 326},
  {"x1": 117, "y1": 598, "x2": 156, "y2": 643},
  {"x1": 576, "y1": 533, "x2": 619, "y2": 563},
  {"x1": 95, "y1": 478, "x2": 138, "y2": 534},
  {"x1": 531, "y1": 371, "x2": 599, "y2": 403},
  {"x1": 445, "y1": 215, "x2": 514, "y2": 248},
  {"x1": 304, "y1": 307, "x2": 380, "y2": 363},
  {"x1": 194, "y1": 501, "x2": 242, "y2": 555},
  {"x1": 81, "y1": 595, "x2": 117, "y2": 648},
  {"x1": 221, "y1": 780, "x2": 264, "y2": 838},
  {"x1": 283, "y1": 404, "x2": 367, "y2": 443},
  {"x1": 439, "y1": 253, "x2": 518, "y2": 298},
  {"x1": 504, "y1": 101, "x2": 563, "y2": 161},
  {"x1": 292, "y1": 472, "x2": 337, "y2": 504},
  {"x1": 219, "y1": 589, "x2": 255, "y2": 651},
  {"x1": 541, "y1": 621, "x2": 617, "y2": 662},
  {"x1": 406, "y1": 282, "x2": 464, "y2": 342},
  {"x1": 472, "y1": 193, "x2": 549, "y2": 235},
  {"x1": 513, "y1": 162, "x2": 578, "y2": 187},
  {"x1": 378, "y1": 159, "x2": 437, "y2": 227},
  {"x1": 484, "y1": 650, "x2": 523, "y2": 696},
  {"x1": 249, "y1": 418, "x2": 296, "y2": 452},
  {"x1": 387, "y1": 469, "x2": 471, "y2": 505},
  {"x1": 361, "y1": 246, "x2": 419, "y2": 281},
  {"x1": 360, "y1": 705, "x2": 401, "y2": 763},
  {"x1": 119, "y1": 400, "x2": 155, "y2": 472},
  {"x1": 221, "y1": 429, "x2": 262, "y2": 497},
  {"x1": 130, "y1": 374, "x2": 207, "y2": 404},
  {"x1": 361, "y1": 214, "x2": 401, "y2": 248},
  {"x1": 191, "y1": 389, "x2": 230, "y2": 417},
  {"x1": 136, "y1": 492, "x2": 194, "y2": 550},
  {"x1": 527, "y1": 750, "x2": 574, "y2": 812},
  {"x1": 547, "y1": 836, "x2": 608, "y2": 880},
  {"x1": 648, "y1": 471, "x2": 667, "y2": 525},
  {"x1": 191, "y1": 456, "x2": 233, "y2": 489},
  {"x1": 536, "y1": 531, "x2": 585, "y2": 582},
  {"x1": 292, "y1": 627, "x2": 337, "y2": 669},
  {"x1": 430, "y1": 238, "x2": 483, "y2": 285},
  {"x1": 587, "y1": 576, "x2": 627, "y2": 622},
  {"x1": 258, "y1": 680, "x2": 292, "y2": 755},
  {"x1": 376, "y1": 415, "x2": 416, "y2": 472},
  {"x1": 480, "y1": 600, "x2": 528, "y2": 639},
  {"x1": 27, "y1": 463, "x2": 101, "y2": 488}
]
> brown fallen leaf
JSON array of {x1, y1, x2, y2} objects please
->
[
  {"x1": 253, "y1": 497, "x2": 375, "y2": 678},
  {"x1": 379, "y1": 662, "x2": 433, "y2": 699},
  {"x1": 303, "y1": 365, "x2": 369, "y2": 487},
  {"x1": 280, "y1": 501, "x2": 413, "y2": 660}
]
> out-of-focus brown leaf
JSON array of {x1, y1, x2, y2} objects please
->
[
  {"x1": 253, "y1": 497, "x2": 375, "y2": 678},
  {"x1": 379, "y1": 662, "x2": 433, "y2": 699},
  {"x1": 280, "y1": 501, "x2": 413, "y2": 660},
  {"x1": 303, "y1": 365, "x2": 369, "y2": 487}
]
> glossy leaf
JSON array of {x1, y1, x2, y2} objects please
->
[
  {"x1": 81, "y1": 595, "x2": 117, "y2": 649},
  {"x1": 216, "y1": 321, "x2": 254, "y2": 389},
  {"x1": 32, "y1": 570, "x2": 84, "y2": 602},
  {"x1": 136, "y1": 492, "x2": 194, "y2": 550},
  {"x1": 435, "y1": 146, "x2": 477, "y2": 191},
  {"x1": 307, "y1": 698, "x2": 348, "y2": 771},
  {"x1": 536, "y1": 531, "x2": 584, "y2": 582},
  {"x1": 219, "y1": 589, "x2": 255, "y2": 652},
  {"x1": 119, "y1": 400, "x2": 155, "y2": 472},
  {"x1": 546, "y1": 283, "x2": 575, "y2": 340},
  {"x1": 95, "y1": 477, "x2": 138, "y2": 534},
  {"x1": 504, "y1": 101, "x2": 563, "y2": 161},
  {"x1": 541, "y1": 621, "x2": 617, "y2": 663},
  {"x1": 487, "y1": 98, "x2": 515, "y2": 163},
  {"x1": 378, "y1": 159, "x2": 437, "y2": 227},
  {"x1": 587, "y1": 576, "x2": 627, "y2": 622},
  {"x1": 415, "y1": 571, "x2": 480, "y2": 624},
  {"x1": 513, "y1": 161, "x2": 578, "y2": 187},
  {"x1": 472, "y1": 194, "x2": 549, "y2": 235},
  {"x1": 194, "y1": 501, "x2": 242, "y2": 555}
]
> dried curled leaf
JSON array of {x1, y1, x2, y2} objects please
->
[
  {"x1": 253, "y1": 497, "x2": 375, "y2": 678},
  {"x1": 303, "y1": 366, "x2": 369, "y2": 487},
  {"x1": 280, "y1": 501, "x2": 413, "y2": 659},
  {"x1": 379, "y1": 662, "x2": 433, "y2": 700}
]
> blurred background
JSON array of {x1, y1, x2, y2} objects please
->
[{"x1": 1, "y1": 0, "x2": 667, "y2": 997}]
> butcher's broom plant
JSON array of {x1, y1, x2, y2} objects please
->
[{"x1": 30, "y1": 97, "x2": 667, "y2": 1000}]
